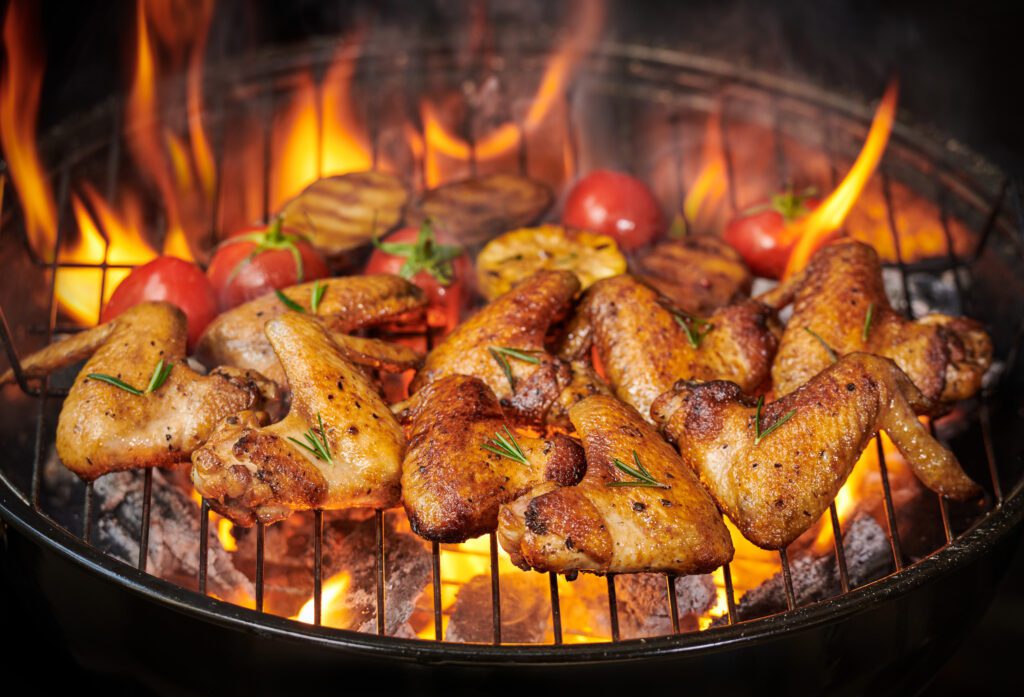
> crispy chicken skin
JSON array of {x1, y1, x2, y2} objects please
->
[
  {"x1": 565, "y1": 274, "x2": 777, "y2": 421},
  {"x1": 401, "y1": 375, "x2": 586, "y2": 543},
  {"x1": 195, "y1": 274, "x2": 426, "y2": 385},
  {"x1": 634, "y1": 235, "x2": 753, "y2": 314},
  {"x1": 192, "y1": 313, "x2": 405, "y2": 526},
  {"x1": 761, "y1": 239, "x2": 991, "y2": 407},
  {"x1": 410, "y1": 270, "x2": 584, "y2": 423},
  {"x1": 652, "y1": 353, "x2": 980, "y2": 550},
  {"x1": 0, "y1": 302, "x2": 274, "y2": 481},
  {"x1": 498, "y1": 395, "x2": 733, "y2": 575}
]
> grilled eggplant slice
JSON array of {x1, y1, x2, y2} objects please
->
[
  {"x1": 279, "y1": 171, "x2": 409, "y2": 267},
  {"x1": 406, "y1": 173, "x2": 554, "y2": 247}
]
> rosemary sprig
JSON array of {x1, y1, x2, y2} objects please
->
[
  {"x1": 482, "y1": 425, "x2": 530, "y2": 466},
  {"x1": 275, "y1": 288, "x2": 306, "y2": 313},
  {"x1": 862, "y1": 302, "x2": 875, "y2": 342},
  {"x1": 310, "y1": 280, "x2": 327, "y2": 314},
  {"x1": 671, "y1": 310, "x2": 714, "y2": 349},
  {"x1": 88, "y1": 358, "x2": 173, "y2": 396},
  {"x1": 608, "y1": 450, "x2": 670, "y2": 489},
  {"x1": 803, "y1": 327, "x2": 838, "y2": 363},
  {"x1": 488, "y1": 346, "x2": 541, "y2": 390},
  {"x1": 287, "y1": 412, "x2": 333, "y2": 464},
  {"x1": 753, "y1": 395, "x2": 796, "y2": 445}
]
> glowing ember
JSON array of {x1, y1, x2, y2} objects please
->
[{"x1": 782, "y1": 80, "x2": 899, "y2": 277}]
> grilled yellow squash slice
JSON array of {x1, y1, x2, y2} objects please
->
[{"x1": 476, "y1": 225, "x2": 626, "y2": 300}]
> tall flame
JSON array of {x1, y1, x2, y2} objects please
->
[
  {"x1": 0, "y1": 0, "x2": 56, "y2": 259},
  {"x1": 782, "y1": 80, "x2": 899, "y2": 277},
  {"x1": 683, "y1": 112, "x2": 729, "y2": 230}
]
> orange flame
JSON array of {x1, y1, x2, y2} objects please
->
[
  {"x1": 293, "y1": 572, "x2": 351, "y2": 627},
  {"x1": 683, "y1": 112, "x2": 729, "y2": 230},
  {"x1": 0, "y1": 0, "x2": 57, "y2": 259},
  {"x1": 417, "y1": 0, "x2": 603, "y2": 186},
  {"x1": 782, "y1": 80, "x2": 899, "y2": 277}
]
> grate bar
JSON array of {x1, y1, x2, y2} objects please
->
[
  {"x1": 376, "y1": 509, "x2": 386, "y2": 635},
  {"x1": 606, "y1": 574, "x2": 620, "y2": 641},
  {"x1": 137, "y1": 468, "x2": 153, "y2": 571},
  {"x1": 489, "y1": 532, "x2": 502, "y2": 645},
  {"x1": 82, "y1": 482, "x2": 94, "y2": 544},
  {"x1": 969, "y1": 177, "x2": 1009, "y2": 263},
  {"x1": 881, "y1": 172, "x2": 914, "y2": 315},
  {"x1": 718, "y1": 95, "x2": 739, "y2": 214},
  {"x1": 722, "y1": 563, "x2": 737, "y2": 625},
  {"x1": 666, "y1": 574, "x2": 680, "y2": 633},
  {"x1": 875, "y1": 438, "x2": 905, "y2": 571},
  {"x1": 431, "y1": 543, "x2": 442, "y2": 640},
  {"x1": 829, "y1": 503, "x2": 851, "y2": 592},
  {"x1": 198, "y1": 498, "x2": 210, "y2": 594},
  {"x1": 779, "y1": 548, "x2": 796, "y2": 611},
  {"x1": 255, "y1": 523, "x2": 266, "y2": 612},
  {"x1": 313, "y1": 509, "x2": 323, "y2": 626},
  {"x1": 549, "y1": 573, "x2": 563, "y2": 644},
  {"x1": 979, "y1": 402, "x2": 1003, "y2": 505}
]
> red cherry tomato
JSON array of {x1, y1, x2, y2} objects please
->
[
  {"x1": 207, "y1": 219, "x2": 330, "y2": 311},
  {"x1": 365, "y1": 222, "x2": 470, "y2": 332},
  {"x1": 562, "y1": 170, "x2": 665, "y2": 250},
  {"x1": 101, "y1": 256, "x2": 218, "y2": 349},
  {"x1": 723, "y1": 190, "x2": 821, "y2": 279}
]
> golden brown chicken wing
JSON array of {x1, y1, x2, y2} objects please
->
[
  {"x1": 651, "y1": 352, "x2": 980, "y2": 550},
  {"x1": 0, "y1": 302, "x2": 275, "y2": 481},
  {"x1": 195, "y1": 275, "x2": 426, "y2": 386},
  {"x1": 564, "y1": 274, "x2": 777, "y2": 421},
  {"x1": 498, "y1": 395, "x2": 734, "y2": 575},
  {"x1": 634, "y1": 235, "x2": 753, "y2": 314},
  {"x1": 401, "y1": 375, "x2": 586, "y2": 543},
  {"x1": 410, "y1": 270, "x2": 584, "y2": 423},
  {"x1": 192, "y1": 313, "x2": 406, "y2": 526},
  {"x1": 761, "y1": 239, "x2": 991, "y2": 407}
]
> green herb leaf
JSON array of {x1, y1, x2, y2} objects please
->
[
  {"x1": 275, "y1": 288, "x2": 306, "y2": 313},
  {"x1": 803, "y1": 327, "x2": 838, "y2": 363},
  {"x1": 753, "y1": 395, "x2": 796, "y2": 445},
  {"x1": 608, "y1": 450, "x2": 670, "y2": 489},
  {"x1": 488, "y1": 346, "x2": 542, "y2": 390},
  {"x1": 310, "y1": 280, "x2": 327, "y2": 314},
  {"x1": 671, "y1": 310, "x2": 714, "y2": 349},
  {"x1": 482, "y1": 425, "x2": 530, "y2": 466},
  {"x1": 862, "y1": 303, "x2": 875, "y2": 342},
  {"x1": 287, "y1": 412, "x2": 333, "y2": 464},
  {"x1": 86, "y1": 373, "x2": 144, "y2": 396},
  {"x1": 144, "y1": 359, "x2": 174, "y2": 393}
]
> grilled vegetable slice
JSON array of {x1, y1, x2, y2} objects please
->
[
  {"x1": 279, "y1": 171, "x2": 409, "y2": 265},
  {"x1": 475, "y1": 224, "x2": 626, "y2": 300},
  {"x1": 406, "y1": 173, "x2": 553, "y2": 247}
]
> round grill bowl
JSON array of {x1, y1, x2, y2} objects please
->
[{"x1": 2, "y1": 39, "x2": 1023, "y2": 695}]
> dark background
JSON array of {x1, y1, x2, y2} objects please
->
[{"x1": 3, "y1": 1, "x2": 1023, "y2": 693}]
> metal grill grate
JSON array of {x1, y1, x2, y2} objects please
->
[{"x1": 0, "y1": 45, "x2": 1020, "y2": 646}]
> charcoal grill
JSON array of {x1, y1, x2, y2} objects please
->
[{"x1": 2, "y1": 17, "x2": 1024, "y2": 696}]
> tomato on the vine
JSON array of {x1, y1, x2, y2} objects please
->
[
  {"x1": 206, "y1": 218, "x2": 330, "y2": 311},
  {"x1": 365, "y1": 221, "x2": 470, "y2": 332},
  {"x1": 562, "y1": 170, "x2": 665, "y2": 251},
  {"x1": 101, "y1": 256, "x2": 218, "y2": 349},
  {"x1": 723, "y1": 188, "x2": 820, "y2": 279}
]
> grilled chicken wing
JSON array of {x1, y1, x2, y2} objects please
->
[
  {"x1": 195, "y1": 275, "x2": 426, "y2": 386},
  {"x1": 564, "y1": 274, "x2": 777, "y2": 421},
  {"x1": 401, "y1": 375, "x2": 586, "y2": 542},
  {"x1": 0, "y1": 302, "x2": 275, "y2": 481},
  {"x1": 498, "y1": 395, "x2": 733, "y2": 575},
  {"x1": 634, "y1": 235, "x2": 753, "y2": 314},
  {"x1": 761, "y1": 239, "x2": 991, "y2": 407},
  {"x1": 192, "y1": 313, "x2": 405, "y2": 526},
  {"x1": 410, "y1": 270, "x2": 585, "y2": 423},
  {"x1": 652, "y1": 352, "x2": 980, "y2": 550}
]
